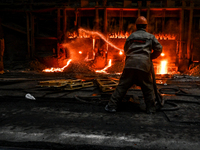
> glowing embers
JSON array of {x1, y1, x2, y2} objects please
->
[
  {"x1": 95, "y1": 59, "x2": 112, "y2": 74},
  {"x1": 42, "y1": 59, "x2": 72, "y2": 72},
  {"x1": 154, "y1": 34, "x2": 176, "y2": 40},
  {"x1": 109, "y1": 32, "x2": 130, "y2": 39}
]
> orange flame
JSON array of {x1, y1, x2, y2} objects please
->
[
  {"x1": 159, "y1": 60, "x2": 167, "y2": 74},
  {"x1": 42, "y1": 59, "x2": 72, "y2": 72},
  {"x1": 79, "y1": 51, "x2": 82, "y2": 54},
  {"x1": 79, "y1": 28, "x2": 123, "y2": 52},
  {"x1": 95, "y1": 59, "x2": 112, "y2": 74}
]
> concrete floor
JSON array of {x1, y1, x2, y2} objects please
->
[{"x1": 0, "y1": 71, "x2": 200, "y2": 150}]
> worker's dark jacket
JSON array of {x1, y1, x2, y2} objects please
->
[{"x1": 124, "y1": 29, "x2": 162, "y2": 72}]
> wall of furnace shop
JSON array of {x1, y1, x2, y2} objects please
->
[{"x1": 0, "y1": 0, "x2": 200, "y2": 73}]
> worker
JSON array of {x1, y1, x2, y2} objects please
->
[{"x1": 105, "y1": 16, "x2": 162, "y2": 114}]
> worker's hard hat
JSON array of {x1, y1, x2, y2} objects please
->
[{"x1": 135, "y1": 16, "x2": 147, "y2": 25}]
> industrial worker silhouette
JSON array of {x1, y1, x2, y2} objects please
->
[{"x1": 105, "y1": 16, "x2": 162, "y2": 114}]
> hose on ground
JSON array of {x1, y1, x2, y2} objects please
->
[{"x1": 74, "y1": 87, "x2": 200, "y2": 111}]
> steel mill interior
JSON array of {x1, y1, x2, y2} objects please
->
[
  {"x1": 0, "y1": 0, "x2": 200, "y2": 75},
  {"x1": 1, "y1": 1, "x2": 200, "y2": 150}
]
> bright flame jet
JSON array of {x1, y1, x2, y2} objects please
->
[
  {"x1": 79, "y1": 28, "x2": 124, "y2": 52},
  {"x1": 43, "y1": 59, "x2": 72, "y2": 72}
]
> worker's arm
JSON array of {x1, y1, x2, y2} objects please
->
[
  {"x1": 124, "y1": 39, "x2": 130, "y2": 53},
  {"x1": 151, "y1": 36, "x2": 162, "y2": 59}
]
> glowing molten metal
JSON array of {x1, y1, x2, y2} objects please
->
[
  {"x1": 43, "y1": 59, "x2": 72, "y2": 72},
  {"x1": 159, "y1": 60, "x2": 167, "y2": 74},
  {"x1": 95, "y1": 59, "x2": 112, "y2": 74},
  {"x1": 161, "y1": 53, "x2": 165, "y2": 56}
]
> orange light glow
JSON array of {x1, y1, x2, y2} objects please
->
[
  {"x1": 95, "y1": 59, "x2": 112, "y2": 74},
  {"x1": 119, "y1": 51, "x2": 123, "y2": 55},
  {"x1": 42, "y1": 59, "x2": 72, "y2": 72},
  {"x1": 159, "y1": 60, "x2": 167, "y2": 74},
  {"x1": 93, "y1": 38, "x2": 95, "y2": 50},
  {"x1": 79, "y1": 28, "x2": 123, "y2": 52},
  {"x1": 161, "y1": 53, "x2": 165, "y2": 56},
  {"x1": 79, "y1": 51, "x2": 82, "y2": 54}
]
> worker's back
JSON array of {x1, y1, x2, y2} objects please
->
[{"x1": 124, "y1": 29, "x2": 162, "y2": 73}]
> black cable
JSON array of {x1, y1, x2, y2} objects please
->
[
  {"x1": 74, "y1": 86, "x2": 200, "y2": 112},
  {"x1": 157, "y1": 87, "x2": 200, "y2": 111},
  {"x1": 159, "y1": 101, "x2": 180, "y2": 111},
  {"x1": 74, "y1": 95, "x2": 103, "y2": 104},
  {"x1": 158, "y1": 87, "x2": 179, "y2": 94}
]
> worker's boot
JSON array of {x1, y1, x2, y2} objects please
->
[
  {"x1": 146, "y1": 100, "x2": 156, "y2": 114},
  {"x1": 105, "y1": 105, "x2": 117, "y2": 113}
]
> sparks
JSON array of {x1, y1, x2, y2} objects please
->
[
  {"x1": 79, "y1": 28, "x2": 124, "y2": 52},
  {"x1": 79, "y1": 51, "x2": 82, "y2": 54},
  {"x1": 43, "y1": 59, "x2": 72, "y2": 72},
  {"x1": 119, "y1": 51, "x2": 123, "y2": 55}
]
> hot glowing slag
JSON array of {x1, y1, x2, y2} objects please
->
[
  {"x1": 42, "y1": 59, "x2": 72, "y2": 72},
  {"x1": 159, "y1": 60, "x2": 168, "y2": 74},
  {"x1": 95, "y1": 59, "x2": 112, "y2": 74}
]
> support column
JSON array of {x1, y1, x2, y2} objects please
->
[
  {"x1": 187, "y1": 2, "x2": 194, "y2": 60},
  {"x1": 57, "y1": 8, "x2": 61, "y2": 57},
  {"x1": 63, "y1": 8, "x2": 67, "y2": 43},
  {"x1": 95, "y1": 7, "x2": 99, "y2": 31},
  {"x1": 104, "y1": 8, "x2": 107, "y2": 35},
  {"x1": 178, "y1": 4, "x2": 188, "y2": 72},
  {"x1": 147, "y1": 1, "x2": 150, "y2": 32},
  {"x1": 104, "y1": 7, "x2": 108, "y2": 53},
  {"x1": 63, "y1": 8, "x2": 67, "y2": 57},
  {"x1": 119, "y1": 9, "x2": 123, "y2": 32},
  {"x1": 0, "y1": 39, "x2": 4, "y2": 74},
  {"x1": 0, "y1": 18, "x2": 4, "y2": 74},
  {"x1": 179, "y1": 8, "x2": 184, "y2": 60},
  {"x1": 138, "y1": 1, "x2": 142, "y2": 17},
  {"x1": 30, "y1": 13, "x2": 35, "y2": 59},
  {"x1": 75, "y1": 9, "x2": 79, "y2": 36},
  {"x1": 78, "y1": 12, "x2": 81, "y2": 29},
  {"x1": 26, "y1": 12, "x2": 30, "y2": 59},
  {"x1": 162, "y1": 9, "x2": 165, "y2": 33}
]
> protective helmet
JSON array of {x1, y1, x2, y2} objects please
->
[{"x1": 135, "y1": 16, "x2": 147, "y2": 25}]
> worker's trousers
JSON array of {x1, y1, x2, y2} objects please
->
[{"x1": 108, "y1": 69, "x2": 155, "y2": 109}]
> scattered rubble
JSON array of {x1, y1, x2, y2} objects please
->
[
  {"x1": 29, "y1": 59, "x2": 47, "y2": 71},
  {"x1": 188, "y1": 63, "x2": 200, "y2": 76}
]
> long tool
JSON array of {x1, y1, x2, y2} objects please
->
[{"x1": 151, "y1": 61, "x2": 164, "y2": 108}]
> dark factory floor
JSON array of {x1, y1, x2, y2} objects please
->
[{"x1": 0, "y1": 70, "x2": 200, "y2": 150}]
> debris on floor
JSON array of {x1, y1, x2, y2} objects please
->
[{"x1": 38, "y1": 79, "x2": 94, "y2": 90}]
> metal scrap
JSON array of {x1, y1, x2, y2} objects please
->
[
  {"x1": 96, "y1": 79, "x2": 118, "y2": 92},
  {"x1": 38, "y1": 79, "x2": 93, "y2": 90}
]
